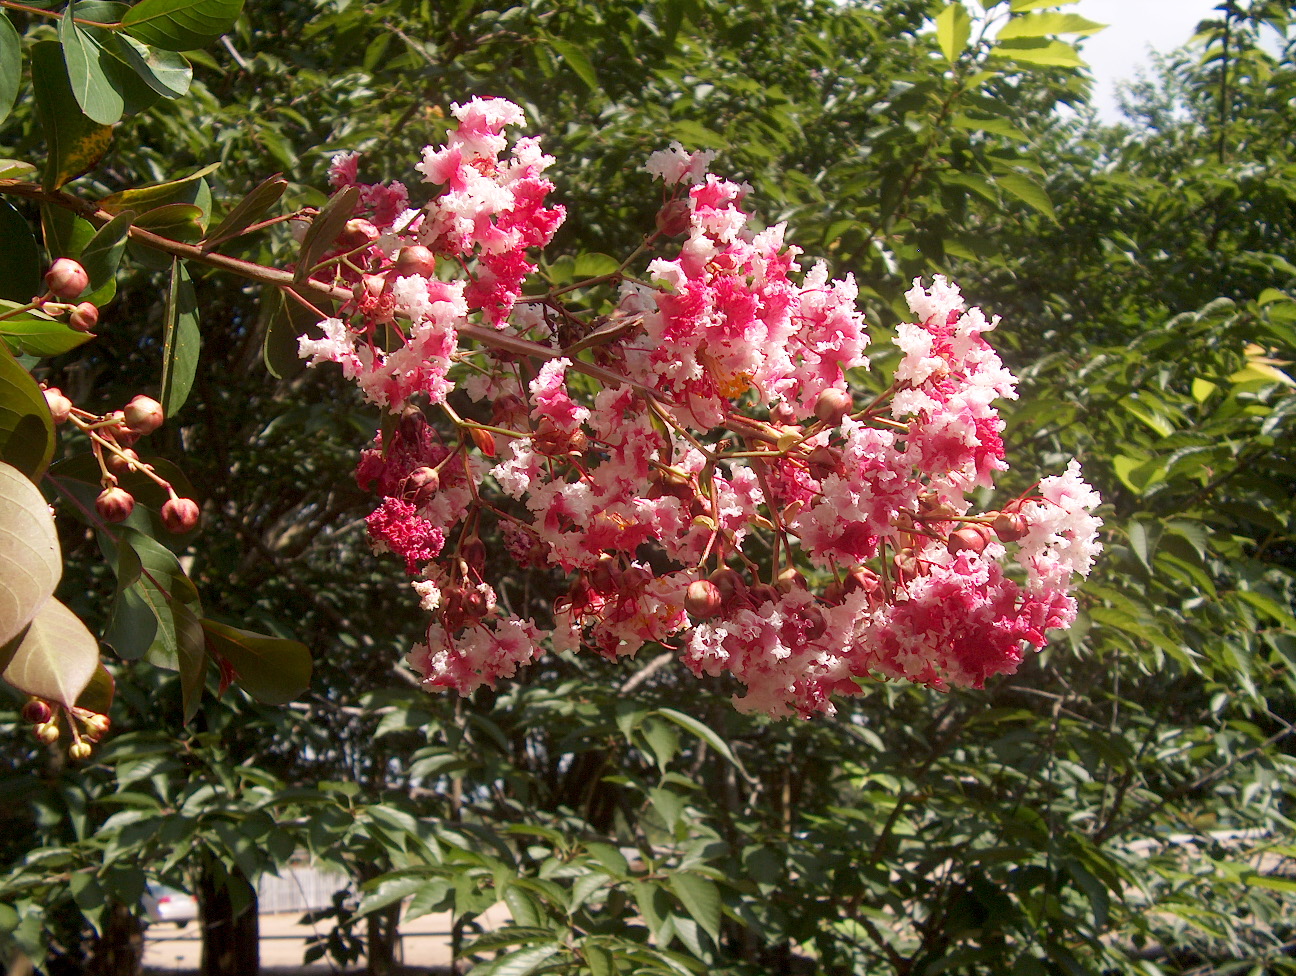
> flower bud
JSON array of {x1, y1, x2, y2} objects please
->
[
  {"x1": 590, "y1": 556, "x2": 620, "y2": 592},
  {"x1": 69, "y1": 302, "x2": 99, "y2": 332},
  {"x1": 105, "y1": 448, "x2": 141, "y2": 477},
  {"x1": 469, "y1": 427, "x2": 496, "y2": 457},
  {"x1": 68, "y1": 741, "x2": 93, "y2": 761},
  {"x1": 81, "y1": 713, "x2": 111, "y2": 740},
  {"x1": 394, "y1": 245, "x2": 436, "y2": 277},
  {"x1": 353, "y1": 274, "x2": 386, "y2": 303},
  {"x1": 948, "y1": 525, "x2": 992, "y2": 556},
  {"x1": 123, "y1": 395, "x2": 165, "y2": 436},
  {"x1": 992, "y1": 510, "x2": 1028, "y2": 542},
  {"x1": 770, "y1": 401, "x2": 799, "y2": 425},
  {"x1": 43, "y1": 388, "x2": 73, "y2": 425},
  {"x1": 814, "y1": 387, "x2": 853, "y2": 426},
  {"x1": 749, "y1": 583, "x2": 780, "y2": 607},
  {"x1": 806, "y1": 445, "x2": 842, "y2": 481},
  {"x1": 161, "y1": 496, "x2": 200, "y2": 533},
  {"x1": 338, "y1": 217, "x2": 379, "y2": 251},
  {"x1": 685, "y1": 580, "x2": 723, "y2": 619},
  {"x1": 842, "y1": 566, "x2": 881, "y2": 596},
  {"x1": 655, "y1": 199, "x2": 691, "y2": 237},
  {"x1": 96, "y1": 486, "x2": 135, "y2": 523},
  {"x1": 463, "y1": 588, "x2": 488, "y2": 618},
  {"x1": 461, "y1": 537, "x2": 487, "y2": 573},
  {"x1": 35, "y1": 722, "x2": 60, "y2": 745},
  {"x1": 708, "y1": 568, "x2": 746, "y2": 605},
  {"x1": 776, "y1": 567, "x2": 806, "y2": 594},
  {"x1": 893, "y1": 547, "x2": 920, "y2": 578},
  {"x1": 105, "y1": 410, "x2": 139, "y2": 446},
  {"x1": 45, "y1": 258, "x2": 89, "y2": 300},
  {"x1": 21, "y1": 699, "x2": 52, "y2": 725}
]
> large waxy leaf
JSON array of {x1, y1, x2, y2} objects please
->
[
  {"x1": 60, "y1": 2, "x2": 126, "y2": 124},
  {"x1": 0, "y1": 199, "x2": 43, "y2": 305},
  {"x1": 160, "y1": 258, "x2": 200, "y2": 417},
  {"x1": 0, "y1": 461, "x2": 61, "y2": 663},
  {"x1": 0, "y1": 344, "x2": 55, "y2": 479},
  {"x1": 200, "y1": 619, "x2": 311, "y2": 704},
  {"x1": 2, "y1": 598, "x2": 99, "y2": 707},
  {"x1": 31, "y1": 41, "x2": 113, "y2": 190},
  {"x1": 0, "y1": 303, "x2": 96, "y2": 358},
  {"x1": 203, "y1": 173, "x2": 287, "y2": 249},
  {"x1": 0, "y1": 12, "x2": 19, "y2": 126},
  {"x1": 121, "y1": 0, "x2": 245, "y2": 52}
]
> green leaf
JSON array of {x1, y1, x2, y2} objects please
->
[
  {"x1": 995, "y1": 172, "x2": 1056, "y2": 221},
  {"x1": 31, "y1": 41, "x2": 114, "y2": 189},
  {"x1": 990, "y1": 38, "x2": 1087, "y2": 68},
  {"x1": 121, "y1": 0, "x2": 245, "y2": 52},
  {"x1": 99, "y1": 164, "x2": 216, "y2": 231},
  {"x1": 0, "y1": 344, "x2": 55, "y2": 479},
  {"x1": 0, "y1": 460, "x2": 61, "y2": 660},
  {"x1": 203, "y1": 173, "x2": 287, "y2": 249},
  {"x1": 667, "y1": 873, "x2": 720, "y2": 944},
  {"x1": 2, "y1": 598, "x2": 100, "y2": 707},
  {"x1": 489, "y1": 942, "x2": 562, "y2": 976},
  {"x1": 60, "y1": 2, "x2": 126, "y2": 124},
  {"x1": 200, "y1": 619, "x2": 311, "y2": 704},
  {"x1": 260, "y1": 287, "x2": 319, "y2": 380},
  {"x1": 0, "y1": 303, "x2": 95, "y2": 357},
  {"x1": 997, "y1": 12, "x2": 1105, "y2": 40},
  {"x1": 79, "y1": 209, "x2": 135, "y2": 304},
  {"x1": 585, "y1": 945, "x2": 615, "y2": 976},
  {"x1": 0, "y1": 12, "x2": 19, "y2": 126},
  {"x1": 655, "y1": 707, "x2": 743, "y2": 770},
  {"x1": 111, "y1": 33, "x2": 192, "y2": 99},
  {"x1": 294, "y1": 185, "x2": 358, "y2": 284},
  {"x1": 41, "y1": 205, "x2": 97, "y2": 261},
  {"x1": 76, "y1": 662, "x2": 115, "y2": 714},
  {"x1": 0, "y1": 200, "x2": 37, "y2": 309},
  {"x1": 936, "y1": 2, "x2": 972, "y2": 63},
  {"x1": 159, "y1": 258, "x2": 200, "y2": 417},
  {"x1": 545, "y1": 37, "x2": 599, "y2": 91}
]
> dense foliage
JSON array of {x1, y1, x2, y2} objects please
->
[{"x1": 0, "y1": 1, "x2": 1294, "y2": 975}]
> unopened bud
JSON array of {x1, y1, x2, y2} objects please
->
[
  {"x1": 45, "y1": 258, "x2": 89, "y2": 300},
  {"x1": 21, "y1": 699, "x2": 52, "y2": 725},
  {"x1": 68, "y1": 741, "x2": 93, "y2": 761},
  {"x1": 842, "y1": 567, "x2": 881, "y2": 597},
  {"x1": 81, "y1": 713, "x2": 110, "y2": 740},
  {"x1": 807, "y1": 445, "x2": 842, "y2": 480},
  {"x1": 469, "y1": 427, "x2": 496, "y2": 457},
  {"x1": 770, "y1": 401, "x2": 798, "y2": 425},
  {"x1": 123, "y1": 395, "x2": 165, "y2": 436},
  {"x1": 96, "y1": 486, "x2": 135, "y2": 523},
  {"x1": 590, "y1": 556, "x2": 620, "y2": 592},
  {"x1": 948, "y1": 525, "x2": 992, "y2": 556},
  {"x1": 407, "y1": 466, "x2": 440, "y2": 498},
  {"x1": 802, "y1": 606, "x2": 827, "y2": 642},
  {"x1": 749, "y1": 583, "x2": 780, "y2": 607},
  {"x1": 708, "y1": 568, "x2": 746, "y2": 604},
  {"x1": 105, "y1": 448, "x2": 141, "y2": 477},
  {"x1": 992, "y1": 510, "x2": 1028, "y2": 542},
  {"x1": 655, "y1": 199, "x2": 691, "y2": 238},
  {"x1": 776, "y1": 567, "x2": 806, "y2": 594},
  {"x1": 685, "y1": 580, "x2": 723, "y2": 619},
  {"x1": 338, "y1": 217, "x2": 379, "y2": 250},
  {"x1": 893, "y1": 547, "x2": 920, "y2": 578},
  {"x1": 105, "y1": 410, "x2": 139, "y2": 446},
  {"x1": 394, "y1": 245, "x2": 436, "y2": 277},
  {"x1": 161, "y1": 496, "x2": 200, "y2": 534},
  {"x1": 35, "y1": 722, "x2": 60, "y2": 745},
  {"x1": 461, "y1": 538, "x2": 486, "y2": 573},
  {"x1": 43, "y1": 388, "x2": 73, "y2": 425},
  {"x1": 69, "y1": 302, "x2": 99, "y2": 332},
  {"x1": 814, "y1": 388, "x2": 853, "y2": 426},
  {"x1": 353, "y1": 274, "x2": 386, "y2": 302}
]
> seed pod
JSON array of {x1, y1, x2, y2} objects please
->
[
  {"x1": 338, "y1": 217, "x2": 379, "y2": 250},
  {"x1": 45, "y1": 258, "x2": 89, "y2": 300},
  {"x1": 123, "y1": 395, "x2": 165, "y2": 435},
  {"x1": 161, "y1": 497, "x2": 201, "y2": 534},
  {"x1": 749, "y1": 583, "x2": 780, "y2": 607},
  {"x1": 43, "y1": 388, "x2": 73, "y2": 425},
  {"x1": 814, "y1": 387, "x2": 853, "y2": 426},
  {"x1": 842, "y1": 567, "x2": 880, "y2": 596},
  {"x1": 802, "y1": 606, "x2": 827, "y2": 642},
  {"x1": 708, "y1": 567, "x2": 746, "y2": 604},
  {"x1": 96, "y1": 487, "x2": 135, "y2": 523},
  {"x1": 69, "y1": 302, "x2": 99, "y2": 332},
  {"x1": 806, "y1": 445, "x2": 842, "y2": 481},
  {"x1": 776, "y1": 567, "x2": 806, "y2": 593},
  {"x1": 684, "y1": 580, "x2": 723, "y2": 619}
]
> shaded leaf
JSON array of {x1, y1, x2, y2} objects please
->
[
  {"x1": 203, "y1": 173, "x2": 287, "y2": 249},
  {"x1": 31, "y1": 40, "x2": 114, "y2": 189},
  {"x1": 0, "y1": 344, "x2": 55, "y2": 478},
  {"x1": 668, "y1": 872, "x2": 720, "y2": 944},
  {"x1": 200, "y1": 618, "x2": 311, "y2": 704},
  {"x1": 159, "y1": 258, "x2": 200, "y2": 417},
  {"x1": 121, "y1": 0, "x2": 245, "y2": 52},
  {"x1": 294, "y1": 185, "x2": 358, "y2": 284},
  {"x1": 0, "y1": 199, "x2": 41, "y2": 305},
  {"x1": 0, "y1": 12, "x2": 19, "y2": 126}
]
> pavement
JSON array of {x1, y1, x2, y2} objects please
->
[{"x1": 143, "y1": 905, "x2": 512, "y2": 975}]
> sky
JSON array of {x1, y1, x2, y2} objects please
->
[{"x1": 1070, "y1": 0, "x2": 1223, "y2": 121}]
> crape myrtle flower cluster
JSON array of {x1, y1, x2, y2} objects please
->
[{"x1": 298, "y1": 97, "x2": 1102, "y2": 718}]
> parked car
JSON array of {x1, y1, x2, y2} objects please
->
[{"x1": 143, "y1": 884, "x2": 198, "y2": 924}]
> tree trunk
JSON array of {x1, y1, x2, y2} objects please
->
[
  {"x1": 86, "y1": 901, "x2": 145, "y2": 976},
  {"x1": 197, "y1": 862, "x2": 260, "y2": 976},
  {"x1": 365, "y1": 900, "x2": 402, "y2": 976}
]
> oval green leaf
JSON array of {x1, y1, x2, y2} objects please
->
[
  {"x1": 200, "y1": 619, "x2": 311, "y2": 705},
  {"x1": 1, "y1": 597, "x2": 99, "y2": 707},
  {"x1": 0, "y1": 460, "x2": 61, "y2": 656},
  {"x1": 121, "y1": 0, "x2": 245, "y2": 53},
  {"x1": 0, "y1": 344, "x2": 55, "y2": 478}
]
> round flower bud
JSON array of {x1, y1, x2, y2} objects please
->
[
  {"x1": 35, "y1": 722, "x2": 60, "y2": 745},
  {"x1": 338, "y1": 217, "x2": 379, "y2": 251},
  {"x1": 44, "y1": 258, "x2": 89, "y2": 300},
  {"x1": 394, "y1": 245, "x2": 436, "y2": 277},
  {"x1": 842, "y1": 566, "x2": 880, "y2": 596},
  {"x1": 81, "y1": 713, "x2": 111, "y2": 740},
  {"x1": 69, "y1": 302, "x2": 99, "y2": 332},
  {"x1": 770, "y1": 401, "x2": 798, "y2": 425},
  {"x1": 948, "y1": 525, "x2": 992, "y2": 556},
  {"x1": 992, "y1": 510, "x2": 1028, "y2": 542},
  {"x1": 21, "y1": 699, "x2": 52, "y2": 725},
  {"x1": 105, "y1": 448, "x2": 141, "y2": 477},
  {"x1": 161, "y1": 496, "x2": 200, "y2": 533},
  {"x1": 123, "y1": 395, "x2": 165, "y2": 436},
  {"x1": 43, "y1": 387, "x2": 73, "y2": 425},
  {"x1": 655, "y1": 199, "x2": 691, "y2": 238},
  {"x1": 407, "y1": 466, "x2": 440, "y2": 505},
  {"x1": 708, "y1": 568, "x2": 746, "y2": 604},
  {"x1": 814, "y1": 388, "x2": 853, "y2": 426},
  {"x1": 353, "y1": 273, "x2": 387, "y2": 303},
  {"x1": 685, "y1": 580, "x2": 723, "y2": 619},
  {"x1": 68, "y1": 741, "x2": 93, "y2": 761},
  {"x1": 96, "y1": 486, "x2": 135, "y2": 523},
  {"x1": 589, "y1": 555, "x2": 620, "y2": 592},
  {"x1": 105, "y1": 410, "x2": 139, "y2": 447}
]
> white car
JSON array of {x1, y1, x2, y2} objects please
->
[{"x1": 143, "y1": 884, "x2": 198, "y2": 924}]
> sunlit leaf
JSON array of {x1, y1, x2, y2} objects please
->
[{"x1": 1, "y1": 598, "x2": 99, "y2": 707}]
